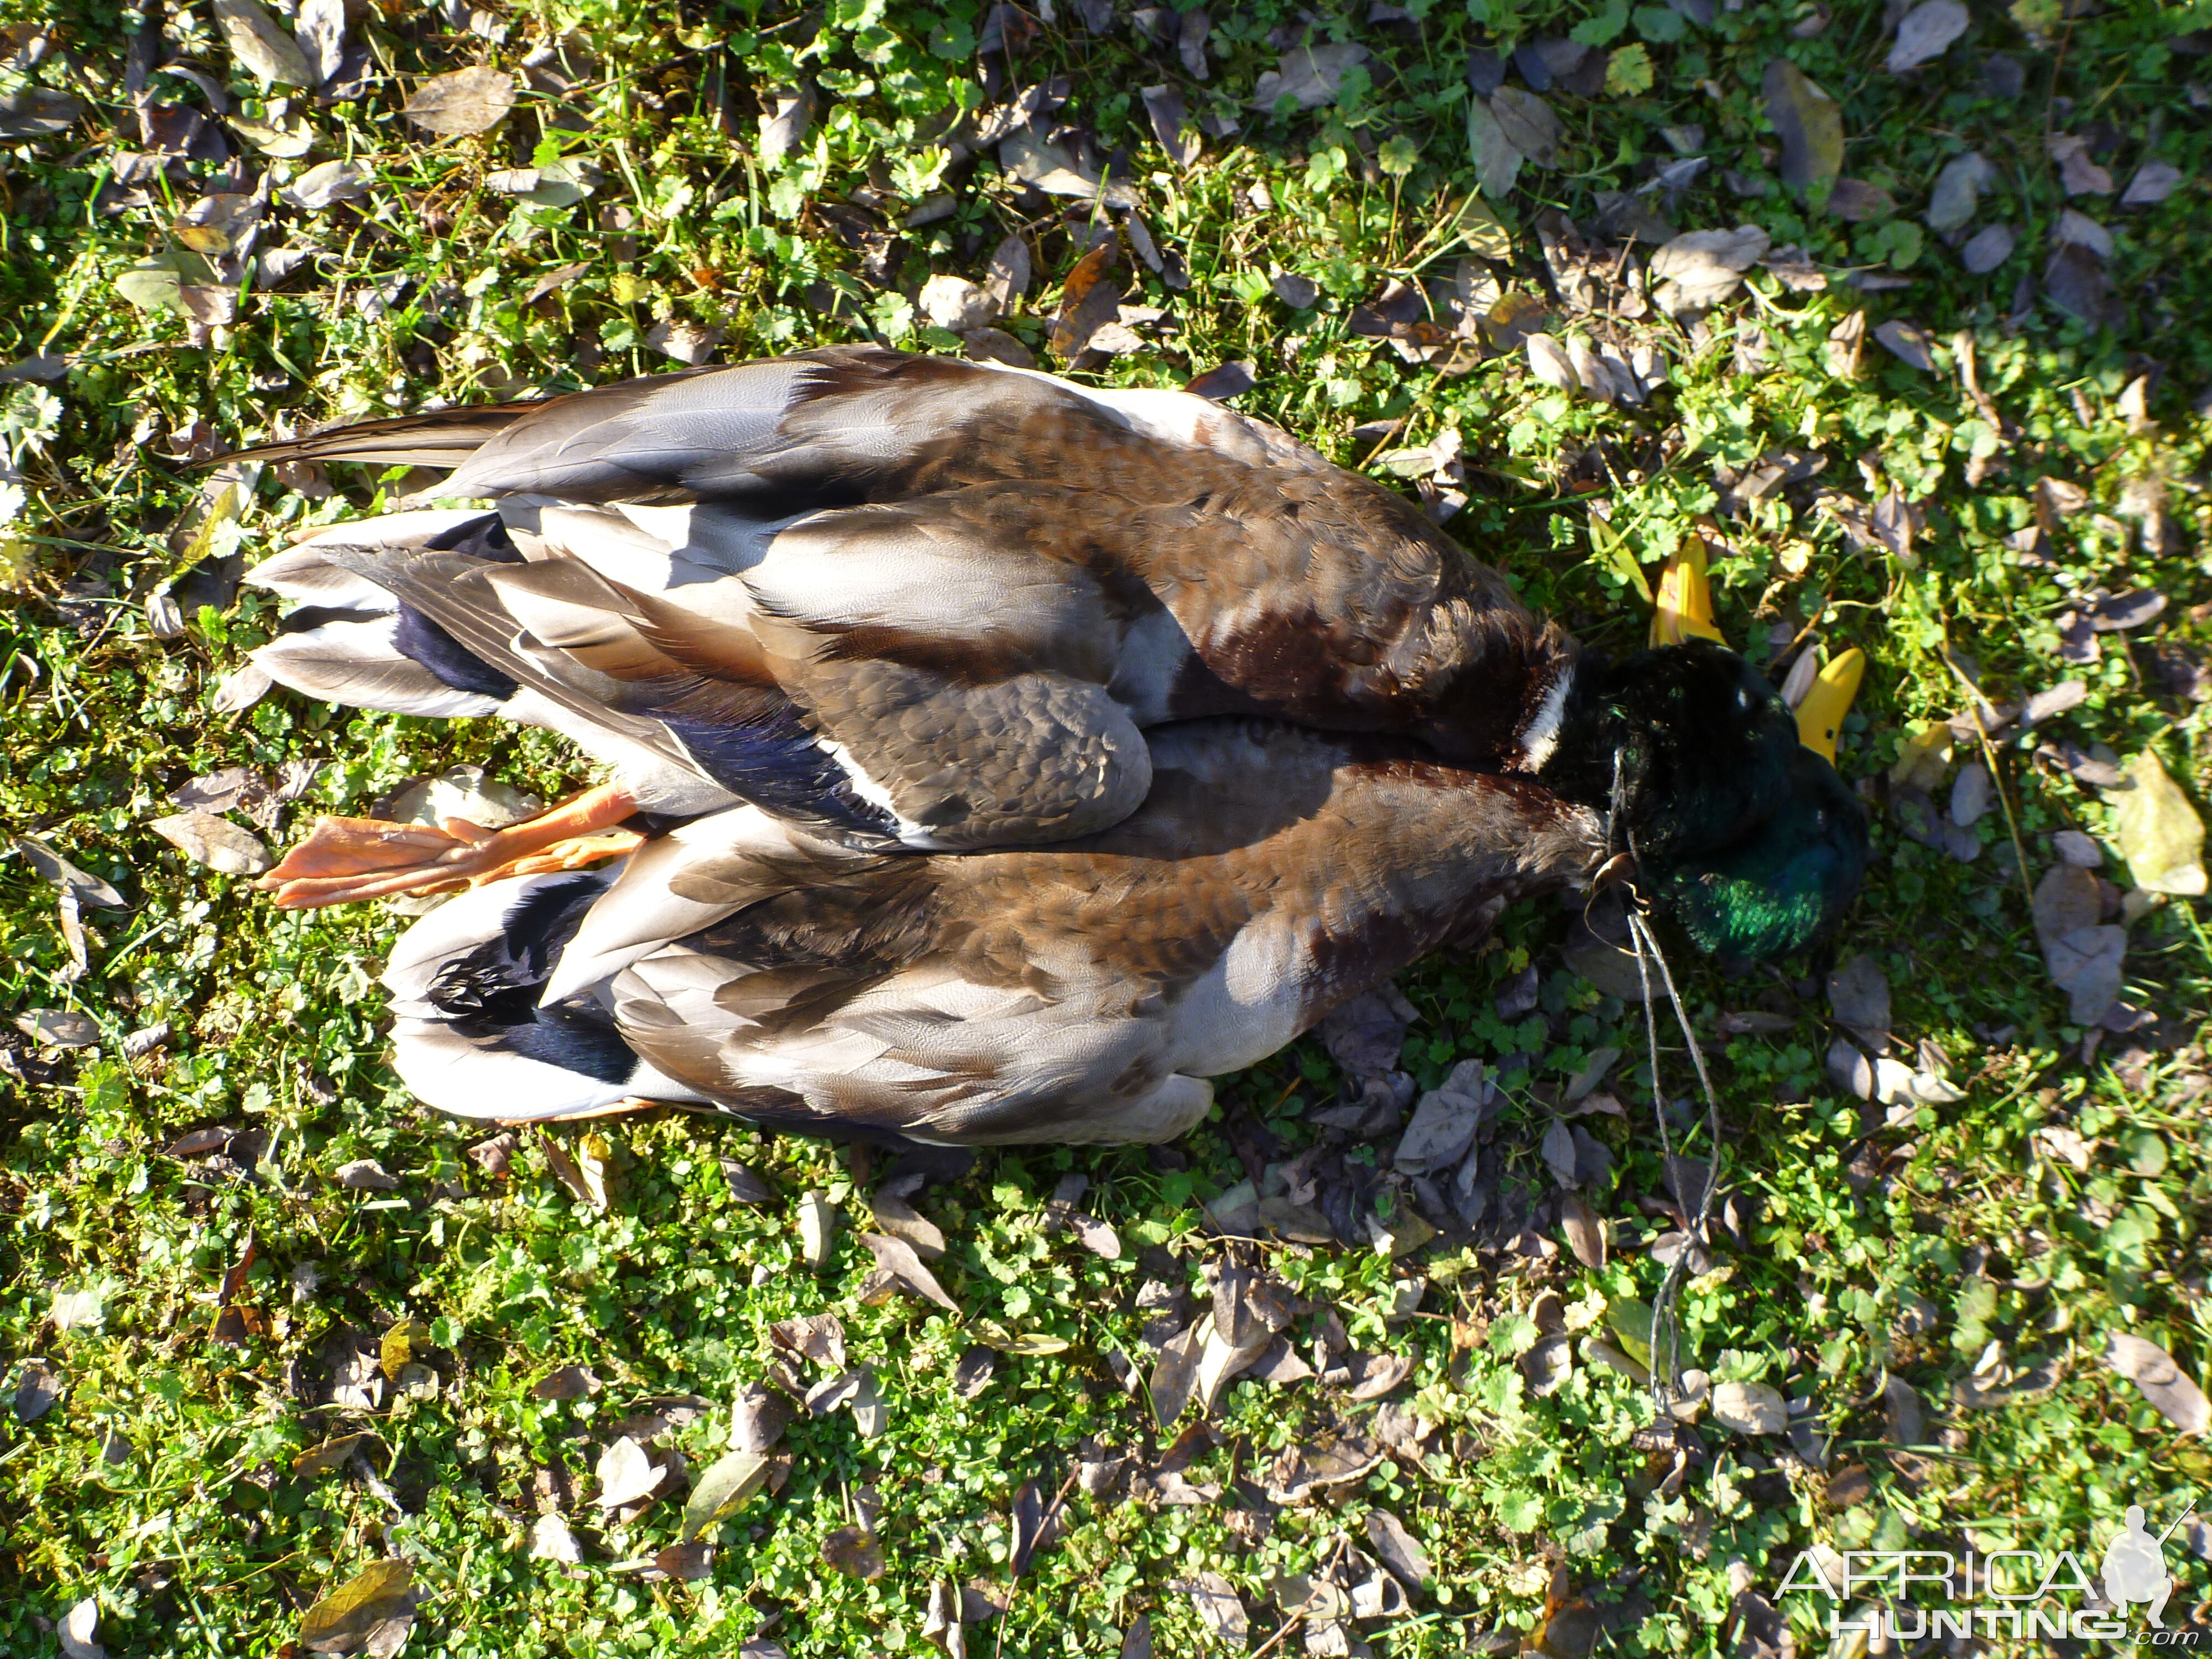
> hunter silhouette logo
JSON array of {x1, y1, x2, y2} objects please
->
[
  {"x1": 1777, "y1": 1492, "x2": 2200, "y2": 1644},
  {"x1": 2102, "y1": 1500, "x2": 2192, "y2": 1629}
]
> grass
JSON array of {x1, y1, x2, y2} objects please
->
[{"x1": 4, "y1": 0, "x2": 2212, "y2": 1653}]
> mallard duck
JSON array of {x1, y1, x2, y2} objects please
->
[
  {"x1": 380, "y1": 720, "x2": 1609, "y2": 1140},
  {"x1": 226, "y1": 345, "x2": 1865, "y2": 961}
]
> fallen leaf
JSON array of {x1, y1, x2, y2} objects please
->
[
  {"x1": 869, "y1": 1181, "x2": 946, "y2": 1259},
  {"x1": 1050, "y1": 239, "x2": 1123, "y2": 360},
  {"x1": 1960, "y1": 223, "x2": 2016, "y2": 273},
  {"x1": 1764, "y1": 59, "x2": 1844, "y2": 194},
  {"x1": 916, "y1": 273, "x2": 994, "y2": 334},
  {"x1": 59, "y1": 1595, "x2": 103, "y2": 1659},
  {"x1": 12, "y1": 836, "x2": 124, "y2": 906},
  {"x1": 296, "y1": 0, "x2": 345, "y2": 82},
  {"x1": 1925, "y1": 150, "x2": 1996, "y2": 233},
  {"x1": 1886, "y1": 0, "x2": 1969, "y2": 71},
  {"x1": 1150, "y1": 1317, "x2": 1206, "y2": 1428},
  {"x1": 231, "y1": 109, "x2": 315, "y2": 156},
  {"x1": 1870, "y1": 319, "x2": 1934, "y2": 370},
  {"x1": 14, "y1": 1359, "x2": 60, "y2": 1422},
  {"x1": 1465, "y1": 95, "x2": 1522, "y2": 197},
  {"x1": 378, "y1": 1318, "x2": 432, "y2": 1382},
  {"x1": 531, "y1": 1513, "x2": 581, "y2": 1564},
  {"x1": 293, "y1": 1431, "x2": 374, "y2": 1477},
  {"x1": 1827, "y1": 954, "x2": 1892, "y2": 1043},
  {"x1": 1365, "y1": 1509, "x2": 1433, "y2": 1587},
  {"x1": 1828, "y1": 178, "x2": 1898, "y2": 221},
  {"x1": 805, "y1": 1370, "x2": 864, "y2": 1416},
  {"x1": 1542, "y1": 1118, "x2": 1579, "y2": 1186},
  {"x1": 403, "y1": 67, "x2": 517, "y2": 136},
  {"x1": 1525, "y1": 332, "x2": 1578, "y2": 390},
  {"x1": 654, "y1": 1541, "x2": 712, "y2": 1580},
  {"x1": 644, "y1": 318, "x2": 722, "y2": 366},
  {"x1": 1008, "y1": 1478, "x2": 1051, "y2": 1577},
  {"x1": 821, "y1": 1525, "x2": 886, "y2": 1579},
  {"x1": 281, "y1": 159, "x2": 370, "y2": 210},
  {"x1": 2049, "y1": 134, "x2": 2114, "y2": 197},
  {"x1": 1559, "y1": 1193, "x2": 1607, "y2": 1269},
  {"x1": 1710, "y1": 1380, "x2": 1790, "y2": 1434},
  {"x1": 299, "y1": 1560, "x2": 414, "y2": 1655},
  {"x1": 1490, "y1": 88, "x2": 1561, "y2": 166},
  {"x1": 1394, "y1": 1076, "x2": 1486, "y2": 1175},
  {"x1": 730, "y1": 1381, "x2": 790, "y2": 1452},
  {"x1": 858, "y1": 1231, "x2": 959, "y2": 1312},
  {"x1": 1649, "y1": 225, "x2": 1771, "y2": 312},
  {"x1": 531, "y1": 1363, "x2": 601, "y2": 1401},
  {"x1": 2093, "y1": 589, "x2": 2169, "y2": 633},
  {"x1": 2105, "y1": 1331, "x2": 2210, "y2": 1435},
  {"x1": 148, "y1": 811, "x2": 272, "y2": 875},
  {"x1": 164, "y1": 1126, "x2": 234, "y2": 1159},
  {"x1": 998, "y1": 127, "x2": 1136, "y2": 206},
  {"x1": 2110, "y1": 750, "x2": 2207, "y2": 895},
  {"x1": 2049, "y1": 209, "x2": 2115, "y2": 262},
  {"x1": 2033, "y1": 1124, "x2": 2096, "y2": 1172},
  {"x1": 799, "y1": 1189, "x2": 837, "y2": 1270},
  {"x1": 1249, "y1": 1337, "x2": 1315, "y2": 1384},
  {"x1": 0, "y1": 88, "x2": 84, "y2": 137},
  {"x1": 682, "y1": 1448, "x2": 769, "y2": 1540},
  {"x1": 1348, "y1": 1350, "x2": 1415, "y2": 1402},
  {"x1": 16, "y1": 1009, "x2": 98, "y2": 1048},
  {"x1": 1952, "y1": 763, "x2": 1992, "y2": 828},
  {"x1": 1140, "y1": 84, "x2": 1198, "y2": 168},
  {"x1": 2122, "y1": 159, "x2": 2183, "y2": 208},
  {"x1": 1177, "y1": 8, "x2": 1210, "y2": 79},
  {"x1": 757, "y1": 85, "x2": 814, "y2": 167},
  {"x1": 213, "y1": 0, "x2": 315, "y2": 87},
  {"x1": 1182, "y1": 1572, "x2": 1248, "y2": 1640},
  {"x1": 952, "y1": 1346, "x2": 996, "y2": 1398},
  {"x1": 1251, "y1": 41, "x2": 1370, "y2": 111},
  {"x1": 768, "y1": 1313, "x2": 846, "y2": 1369},
  {"x1": 593, "y1": 1436, "x2": 664, "y2": 1509},
  {"x1": 333, "y1": 1159, "x2": 398, "y2": 1192}
]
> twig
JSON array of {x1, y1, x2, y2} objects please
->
[
  {"x1": 1938, "y1": 645, "x2": 2036, "y2": 911},
  {"x1": 1628, "y1": 908, "x2": 1724, "y2": 1404},
  {"x1": 1250, "y1": 1534, "x2": 1352, "y2": 1659}
]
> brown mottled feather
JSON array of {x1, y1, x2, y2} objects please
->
[{"x1": 609, "y1": 721, "x2": 1605, "y2": 1144}]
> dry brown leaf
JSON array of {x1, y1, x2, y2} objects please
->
[
  {"x1": 768, "y1": 1312, "x2": 846, "y2": 1369},
  {"x1": 682, "y1": 1448, "x2": 769, "y2": 1540},
  {"x1": 592, "y1": 1436, "x2": 663, "y2": 1509},
  {"x1": 531, "y1": 1363, "x2": 601, "y2": 1401},
  {"x1": 1886, "y1": 0, "x2": 1968, "y2": 72},
  {"x1": 2105, "y1": 1331, "x2": 2210, "y2": 1434},
  {"x1": 298, "y1": 1560, "x2": 414, "y2": 1655},
  {"x1": 13, "y1": 835, "x2": 123, "y2": 906},
  {"x1": 403, "y1": 67, "x2": 517, "y2": 136},
  {"x1": 858, "y1": 1231, "x2": 959, "y2": 1312},
  {"x1": 213, "y1": 0, "x2": 315, "y2": 87},
  {"x1": 869, "y1": 1181, "x2": 946, "y2": 1258},
  {"x1": 1559, "y1": 1193, "x2": 1608, "y2": 1269},
  {"x1": 1764, "y1": 59, "x2": 1844, "y2": 193},
  {"x1": 293, "y1": 1431, "x2": 375, "y2": 1478},
  {"x1": 148, "y1": 810, "x2": 270, "y2": 875},
  {"x1": 821, "y1": 1525, "x2": 886, "y2": 1578},
  {"x1": 1051, "y1": 239, "x2": 1123, "y2": 360}
]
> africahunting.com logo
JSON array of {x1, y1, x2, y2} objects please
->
[{"x1": 1776, "y1": 1498, "x2": 2197, "y2": 1644}]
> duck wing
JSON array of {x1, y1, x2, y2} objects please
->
[
  {"x1": 595, "y1": 721, "x2": 1605, "y2": 1145},
  {"x1": 229, "y1": 348, "x2": 1574, "y2": 843}
]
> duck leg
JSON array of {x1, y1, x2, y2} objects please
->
[{"x1": 257, "y1": 781, "x2": 646, "y2": 910}]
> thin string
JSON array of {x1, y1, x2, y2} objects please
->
[{"x1": 1625, "y1": 908, "x2": 1725, "y2": 1412}]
